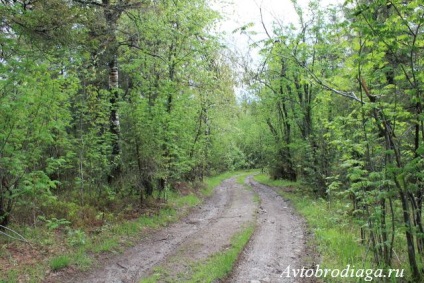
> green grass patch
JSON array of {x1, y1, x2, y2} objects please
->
[
  {"x1": 252, "y1": 193, "x2": 260, "y2": 204},
  {"x1": 140, "y1": 224, "x2": 255, "y2": 283},
  {"x1": 254, "y1": 173, "x2": 372, "y2": 282},
  {"x1": 71, "y1": 249, "x2": 93, "y2": 270},
  {"x1": 49, "y1": 255, "x2": 71, "y2": 271},
  {"x1": 91, "y1": 236, "x2": 121, "y2": 253},
  {"x1": 172, "y1": 194, "x2": 201, "y2": 208},
  {"x1": 187, "y1": 225, "x2": 254, "y2": 282}
]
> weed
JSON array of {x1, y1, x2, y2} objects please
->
[
  {"x1": 66, "y1": 228, "x2": 87, "y2": 247},
  {"x1": 91, "y1": 237, "x2": 120, "y2": 253},
  {"x1": 38, "y1": 216, "x2": 71, "y2": 231},
  {"x1": 71, "y1": 250, "x2": 92, "y2": 270},
  {"x1": 49, "y1": 255, "x2": 71, "y2": 271}
]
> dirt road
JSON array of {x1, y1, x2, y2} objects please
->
[{"x1": 54, "y1": 175, "x2": 312, "y2": 283}]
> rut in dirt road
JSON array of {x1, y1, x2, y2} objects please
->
[
  {"x1": 228, "y1": 176, "x2": 307, "y2": 283},
  {"x1": 141, "y1": 177, "x2": 257, "y2": 282}
]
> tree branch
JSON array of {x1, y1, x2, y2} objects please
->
[
  {"x1": 259, "y1": 6, "x2": 272, "y2": 40},
  {"x1": 0, "y1": 225, "x2": 32, "y2": 246},
  {"x1": 118, "y1": 41, "x2": 168, "y2": 64},
  {"x1": 291, "y1": 54, "x2": 364, "y2": 104}
]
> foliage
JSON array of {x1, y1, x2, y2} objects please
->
[
  {"x1": 0, "y1": 0, "x2": 240, "y2": 227},
  {"x1": 248, "y1": 0, "x2": 424, "y2": 280},
  {"x1": 2, "y1": 0, "x2": 424, "y2": 281},
  {"x1": 38, "y1": 216, "x2": 71, "y2": 231}
]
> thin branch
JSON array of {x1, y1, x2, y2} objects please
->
[
  {"x1": 292, "y1": 55, "x2": 363, "y2": 104},
  {"x1": 118, "y1": 42, "x2": 168, "y2": 64},
  {"x1": 259, "y1": 6, "x2": 272, "y2": 40},
  {"x1": 389, "y1": 1, "x2": 415, "y2": 37},
  {"x1": 0, "y1": 225, "x2": 32, "y2": 246}
]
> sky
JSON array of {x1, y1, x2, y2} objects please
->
[
  {"x1": 212, "y1": 0, "x2": 343, "y2": 54},
  {"x1": 214, "y1": 0, "x2": 343, "y2": 33},
  {"x1": 210, "y1": 0, "x2": 343, "y2": 97}
]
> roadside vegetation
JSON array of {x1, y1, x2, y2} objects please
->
[{"x1": 0, "y1": 172, "x2": 235, "y2": 283}]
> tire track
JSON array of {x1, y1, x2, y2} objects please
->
[
  {"x1": 143, "y1": 178, "x2": 257, "y2": 282},
  {"x1": 228, "y1": 176, "x2": 306, "y2": 283}
]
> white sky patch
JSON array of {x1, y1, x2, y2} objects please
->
[
  {"x1": 210, "y1": 0, "x2": 343, "y2": 99},
  {"x1": 212, "y1": 0, "x2": 343, "y2": 50},
  {"x1": 213, "y1": 0, "x2": 343, "y2": 33}
]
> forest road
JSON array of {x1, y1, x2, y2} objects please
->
[{"x1": 51, "y1": 176, "x2": 313, "y2": 283}]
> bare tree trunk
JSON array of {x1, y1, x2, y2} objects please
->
[{"x1": 108, "y1": 56, "x2": 121, "y2": 171}]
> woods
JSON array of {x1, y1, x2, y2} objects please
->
[
  {"x1": 249, "y1": 0, "x2": 424, "y2": 280},
  {"x1": 1, "y1": 0, "x2": 424, "y2": 281},
  {"x1": 0, "y1": 0, "x2": 238, "y2": 227}
]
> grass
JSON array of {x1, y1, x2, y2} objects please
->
[
  {"x1": 254, "y1": 173, "x2": 372, "y2": 282},
  {"x1": 49, "y1": 255, "x2": 71, "y2": 271},
  {"x1": 0, "y1": 171, "x2": 237, "y2": 283},
  {"x1": 71, "y1": 250, "x2": 92, "y2": 270},
  {"x1": 172, "y1": 194, "x2": 201, "y2": 208},
  {"x1": 91, "y1": 237, "x2": 121, "y2": 253},
  {"x1": 140, "y1": 224, "x2": 255, "y2": 283}
]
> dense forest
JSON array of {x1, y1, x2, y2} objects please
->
[
  {"x1": 1, "y1": 0, "x2": 424, "y2": 281},
  {"x1": 1, "y1": 0, "x2": 239, "y2": 224}
]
